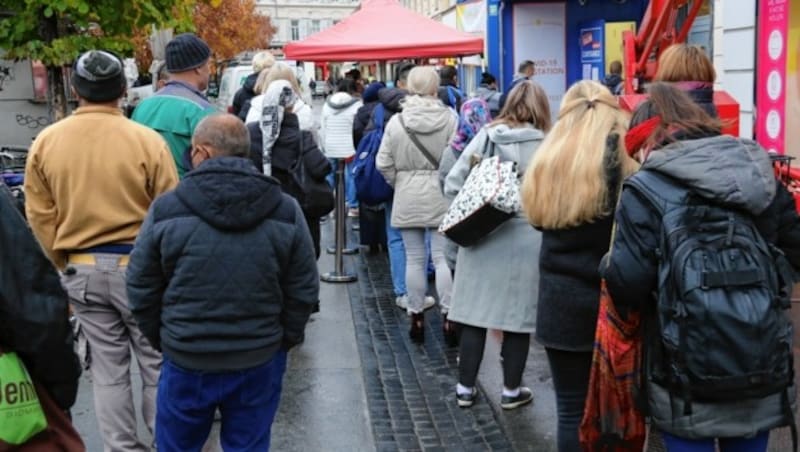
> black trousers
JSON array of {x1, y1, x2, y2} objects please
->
[
  {"x1": 545, "y1": 347, "x2": 593, "y2": 452},
  {"x1": 304, "y1": 214, "x2": 321, "y2": 259},
  {"x1": 458, "y1": 325, "x2": 530, "y2": 389}
]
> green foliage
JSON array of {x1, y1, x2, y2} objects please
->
[{"x1": 0, "y1": 0, "x2": 198, "y2": 65}]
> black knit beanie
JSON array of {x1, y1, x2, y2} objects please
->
[
  {"x1": 71, "y1": 50, "x2": 126, "y2": 102},
  {"x1": 166, "y1": 33, "x2": 211, "y2": 72}
]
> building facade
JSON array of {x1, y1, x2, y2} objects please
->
[
  {"x1": 400, "y1": 0, "x2": 452, "y2": 18},
  {"x1": 713, "y1": 0, "x2": 756, "y2": 140},
  {"x1": 255, "y1": 0, "x2": 358, "y2": 49}
]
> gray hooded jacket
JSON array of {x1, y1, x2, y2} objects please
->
[
  {"x1": 603, "y1": 134, "x2": 799, "y2": 439},
  {"x1": 376, "y1": 96, "x2": 457, "y2": 228}
]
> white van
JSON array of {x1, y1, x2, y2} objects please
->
[{"x1": 215, "y1": 64, "x2": 254, "y2": 113}]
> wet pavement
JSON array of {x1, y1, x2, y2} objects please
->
[
  {"x1": 71, "y1": 215, "x2": 800, "y2": 452},
  {"x1": 70, "y1": 99, "x2": 797, "y2": 451}
]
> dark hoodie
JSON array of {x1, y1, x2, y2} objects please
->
[
  {"x1": 353, "y1": 82, "x2": 385, "y2": 147},
  {"x1": 232, "y1": 72, "x2": 259, "y2": 119},
  {"x1": 365, "y1": 87, "x2": 407, "y2": 134},
  {"x1": 127, "y1": 157, "x2": 319, "y2": 372},
  {"x1": 437, "y1": 82, "x2": 464, "y2": 111},
  {"x1": 602, "y1": 73, "x2": 623, "y2": 95},
  {"x1": 602, "y1": 134, "x2": 800, "y2": 438}
]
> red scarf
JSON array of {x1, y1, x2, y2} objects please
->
[{"x1": 624, "y1": 116, "x2": 662, "y2": 157}]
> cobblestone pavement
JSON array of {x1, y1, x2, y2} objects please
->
[
  {"x1": 344, "y1": 221, "x2": 798, "y2": 452},
  {"x1": 349, "y1": 245, "x2": 515, "y2": 452}
]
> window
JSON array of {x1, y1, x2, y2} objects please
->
[
  {"x1": 311, "y1": 19, "x2": 321, "y2": 34},
  {"x1": 291, "y1": 20, "x2": 300, "y2": 41}
]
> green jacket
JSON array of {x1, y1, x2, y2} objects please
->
[{"x1": 133, "y1": 81, "x2": 217, "y2": 177}]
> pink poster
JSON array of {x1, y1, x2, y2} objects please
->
[{"x1": 756, "y1": 0, "x2": 788, "y2": 154}]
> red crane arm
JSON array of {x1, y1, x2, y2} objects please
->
[{"x1": 622, "y1": 0, "x2": 703, "y2": 94}]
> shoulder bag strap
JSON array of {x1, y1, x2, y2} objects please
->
[
  {"x1": 398, "y1": 115, "x2": 439, "y2": 169},
  {"x1": 483, "y1": 134, "x2": 496, "y2": 158}
]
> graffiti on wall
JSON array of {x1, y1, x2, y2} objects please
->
[{"x1": 15, "y1": 114, "x2": 49, "y2": 129}]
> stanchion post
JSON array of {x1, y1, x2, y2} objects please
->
[
  {"x1": 321, "y1": 159, "x2": 357, "y2": 283},
  {"x1": 327, "y1": 158, "x2": 358, "y2": 255}
]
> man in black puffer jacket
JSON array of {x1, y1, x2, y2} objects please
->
[{"x1": 127, "y1": 113, "x2": 318, "y2": 451}]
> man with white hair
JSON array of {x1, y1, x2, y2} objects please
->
[{"x1": 233, "y1": 50, "x2": 275, "y2": 118}]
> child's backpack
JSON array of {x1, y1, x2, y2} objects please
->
[
  {"x1": 625, "y1": 171, "x2": 796, "y2": 428},
  {"x1": 352, "y1": 104, "x2": 393, "y2": 206}
]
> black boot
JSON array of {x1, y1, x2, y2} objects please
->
[{"x1": 409, "y1": 313, "x2": 424, "y2": 343}]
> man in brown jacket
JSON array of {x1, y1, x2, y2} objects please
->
[{"x1": 25, "y1": 50, "x2": 178, "y2": 451}]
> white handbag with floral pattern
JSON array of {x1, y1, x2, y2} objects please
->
[{"x1": 439, "y1": 139, "x2": 520, "y2": 247}]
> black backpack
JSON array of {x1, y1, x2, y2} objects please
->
[
  {"x1": 625, "y1": 171, "x2": 795, "y2": 424},
  {"x1": 284, "y1": 133, "x2": 334, "y2": 219}
]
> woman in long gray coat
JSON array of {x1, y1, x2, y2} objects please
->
[
  {"x1": 376, "y1": 66, "x2": 458, "y2": 344},
  {"x1": 443, "y1": 81, "x2": 551, "y2": 410}
]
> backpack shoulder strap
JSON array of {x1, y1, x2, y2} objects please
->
[
  {"x1": 373, "y1": 104, "x2": 384, "y2": 131},
  {"x1": 623, "y1": 170, "x2": 688, "y2": 216},
  {"x1": 398, "y1": 114, "x2": 439, "y2": 169}
]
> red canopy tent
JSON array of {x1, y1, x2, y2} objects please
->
[{"x1": 283, "y1": 0, "x2": 484, "y2": 61}]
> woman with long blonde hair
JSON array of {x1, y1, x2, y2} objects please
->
[
  {"x1": 443, "y1": 80, "x2": 550, "y2": 410},
  {"x1": 521, "y1": 80, "x2": 638, "y2": 451}
]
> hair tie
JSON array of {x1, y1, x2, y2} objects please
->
[
  {"x1": 625, "y1": 116, "x2": 662, "y2": 156},
  {"x1": 586, "y1": 100, "x2": 595, "y2": 109}
]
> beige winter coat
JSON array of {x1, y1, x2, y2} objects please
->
[{"x1": 376, "y1": 96, "x2": 457, "y2": 228}]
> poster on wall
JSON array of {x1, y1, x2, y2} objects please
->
[
  {"x1": 756, "y1": 0, "x2": 800, "y2": 157},
  {"x1": 456, "y1": 0, "x2": 486, "y2": 67},
  {"x1": 785, "y1": 2, "x2": 800, "y2": 157},
  {"x1": 580, "y1": 20, "x2": 604, "y2": 81},
  {"x1": 605, "y1": 22, "x2": 636, "y2": 76},
  {"x1": 513, "y1": 2, "x2": 566, "y2": 115}
]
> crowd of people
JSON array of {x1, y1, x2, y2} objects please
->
[{"x1": 2, "y1": 30, "x2": 799, "y2": 452}]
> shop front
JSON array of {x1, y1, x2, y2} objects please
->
[
  {"x1": 755, "y1": 0, "x2": 800, "y2": 158},
  {"x1": 484, "y1": 0, "x2": 713, "y2": 115}
]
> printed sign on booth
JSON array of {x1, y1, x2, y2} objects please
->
[
  {"x1": 512, "y1": 2, "x2": 566, "y2": 116},
  {"x1": 756, "y1": 0, "x2": 800, "y2": 157}
]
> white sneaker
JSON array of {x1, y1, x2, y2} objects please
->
[
  {"x1": 423, "y1": 296, "x2": 436, "y2": 310},
  {"x1": 395, "y1": 295, "x2": 409, "y2": 310}
]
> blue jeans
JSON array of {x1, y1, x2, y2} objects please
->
[
  {"x1": 385, "y1": 202, "x2": 406, "y2": 296},
  {"x1": 661, "y1": 431, "x2": 769, "y2": 452},
  {"x1": 156, "y1": 351, "x2": 288, "y2": 452},
  {"x1": 327, "y1": 159, "x2": 358, "y2": 209},
  {"x1": 346, "y1": 160, "x2": 357, "y2": 208}
]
